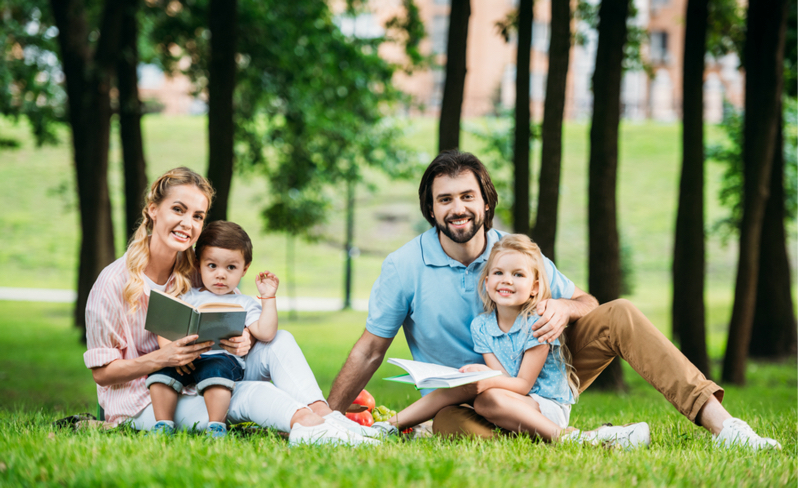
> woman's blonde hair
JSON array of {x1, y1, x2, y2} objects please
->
[
  {"x1": 123, "y1": 167, "x2": 215, "y2": 311},
  {"x1": 478, "y1": 234, "x2": 580, "y2": 400}
]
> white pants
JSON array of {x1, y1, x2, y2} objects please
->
[
  {"x1": 131, "y1": 330, "x2": 327, "y2": 432},
  {"x1": 530, "y1": 393, "x2": 571, "y2": 429}
]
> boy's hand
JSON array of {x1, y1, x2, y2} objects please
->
[{"x1": 256, "y1": 271, "x2": 279, "y2": 298}]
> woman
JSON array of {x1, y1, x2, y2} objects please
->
[{"x1": 84, "y1": 167, "x2": 375, "y2": 445}]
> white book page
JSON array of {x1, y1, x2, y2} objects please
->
[{"x1": 387, "y1": 358, "x2": 464, "y2": 382}]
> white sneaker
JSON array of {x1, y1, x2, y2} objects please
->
[
  {"x1": 562, "y1": 422, "x2": 651, "y2": 450},
  {"x1": 714, "y1": 418, "x2": 782, "y2": 451},
  {"x1": 324, "y1": 410, "x2": 382, "y2": 438},
  {"x1": 288, "y1": 421, "x2": 380, "y2": 447}
]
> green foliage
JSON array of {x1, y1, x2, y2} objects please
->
[
  {"x1": 383, "y1": 0, "x2": 428, "y2": 74},
  {"x1": 464, "y1": 111, "x2": 539, "y2": 228},
  {"x1": 706, "y1": 0, "x2": 745, "y2": 60},
  {"x1": 0, "y1": 0, "x2": 65, "y2": 146},
  {"x1": 573, "y1": 0, "x2": 651, "y2": 76},
  {"x1": 706, "y1": 98, "x2": 798, "y2": 242},
  {"x1": 147, "y1": 0, "x2": 416, "y2": 240}
]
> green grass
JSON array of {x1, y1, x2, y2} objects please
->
[
  {"x1": 0, "y1": 301, "x2": 795, "y2": 487},
  {"x1": 1, "y1": 115, "x2": 796, "y2": 485}
]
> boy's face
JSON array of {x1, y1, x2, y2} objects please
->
[{"x1": 198, "y1": 246, "x2": 250, "y2": 295}]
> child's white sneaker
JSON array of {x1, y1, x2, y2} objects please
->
[
  {"x1": 288, "y1": 421, "x2": 380, "y2": 447},
  {"x1": 713, "y1": 418, "x2": 782, "y2": 451},
  {"x1": 561, "y1": 422, "x2": 651, "y2": 450},
  {"x1": 323, "y1": 410, "x2": 382, "y2": 438}
]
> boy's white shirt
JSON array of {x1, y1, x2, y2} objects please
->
[{"x1": 179, "y1": 287, "x2": 263, "y2": 368}]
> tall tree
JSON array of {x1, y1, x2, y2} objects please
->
[
  {"x1": 50, "y1": 0, "x2": 124, "y2": 333},
  {"x1": 748, "y1": 108, "x2": 797, "y2": 357},
  {"x1": 513, "y1": 0, "x2": 533, "y2": 236},
  {"x1": 722, "y1": 0, "x2": 789, "y2": 384},
  {"x1": 672, "y1": 0, "x2": 710, "y2": 376},
  {"x1": 587, "y1": 0, "x2": 629, "y2": 391},
  {"x1": 206, "y1": 0, "x2": 238, "y2": 223},
  {"x1": 532, "y1": 0, "x2": 571, "y2": 260},
  {"x1": 438, "y1": 0, "x2": 470, "y2": 152},
  {"x1": 117, "y1": 0, "x2": 149, "y2": 240}
]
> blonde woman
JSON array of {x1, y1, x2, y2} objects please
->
[{"x1": 84, "y1": 167, "x2": 375, "y2": 445}]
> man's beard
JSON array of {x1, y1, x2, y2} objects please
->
[{"x1": 435, "y1": 211, "x2": 485, "y2": 244}]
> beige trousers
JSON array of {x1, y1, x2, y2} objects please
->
[{"x1": 433, "y1": 299, "x2": 724, "y2": 438}]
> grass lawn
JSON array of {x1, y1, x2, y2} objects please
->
[{"x1": 0, "y1": 301, "x2": 795, "y2": 487}]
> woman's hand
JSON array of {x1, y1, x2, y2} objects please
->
[
  {"x1": 459, "y1": 364, "x2": 492, "y2": 373},
  {"x1": 220, "y1": 327, "x2": 252, "y2": 357},
  {"x1": 156, "y1": 335, "x2": 213, "y2": 369}
]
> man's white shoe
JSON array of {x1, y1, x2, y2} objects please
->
[
  {"x1": 561, "y1": 422, "x2": 651, "y2": 450},
  {"x1": 714, "y1": 418, "x2": 782, "y2": 451},
  {"x1": 324, "y1": 410, "x2": 382, "y2": 438},
  {"x1": 288, "y1": 421, "x2": 380, "y2": 447}
]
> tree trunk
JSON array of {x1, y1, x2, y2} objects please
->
[
  {"x1": 672, "y1": 0, "x2": 710, "y2": 377},
  {"x1": 50, "y1": 0, "x2": 124, "y2": 334},
  {"x1": 513, "y1": 0, "x2": 533, "y2": 236},
  {"x1": 343, "y1": 176, "x2": 355, "y2": 310},
  {"x1": 532, "y1": 0, "x2": 571, "y2": 261},
  {"x1": 206, "y1": 0, "x2": 238, "y2": 223},
  {"x1": 587, "y1": 0, "x2": 628, "y2": 391},
  {"x1": 438, "y1": 0, "x2": 470, "y2": 152},
  {"x1": 722, "y1": 0, "x2": 788, "y2": 384},
  {"x1": 117, "y1": 0, "x2": 148, "y2": 241},
  {"x1": 749, "y1": 109, "x2": 798, "y2": 358}
]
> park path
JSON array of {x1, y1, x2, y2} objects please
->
[{"x1": 0, "y1": 287, "x2": 368, "y2": 312}]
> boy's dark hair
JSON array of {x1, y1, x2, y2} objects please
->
[
  {"x1": 417, "y1": 150, "x2": 498, "y2": 230},
  {"x1": 195, "y1": 221, "x2": 253, "y2": 265}
]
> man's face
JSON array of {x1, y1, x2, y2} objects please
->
[{"x1": 430, "y1": 171, "x2": 488, "y2": 244}]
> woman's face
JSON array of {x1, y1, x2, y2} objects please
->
[{"x1": 147, "y1": 184, "x2": 209, "y2": 254}]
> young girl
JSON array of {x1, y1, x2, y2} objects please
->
[{"x1": 376, "y1": 234, "x2": 650, "y2": 448}]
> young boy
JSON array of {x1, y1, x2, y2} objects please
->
[{"x1": 145, "y1": 221, "x2": 280, "y2": 437}]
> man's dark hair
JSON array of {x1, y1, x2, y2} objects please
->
[
  {"x1": 418, "y1": 150, "x2": 498, "y2": 230},
  {"x1": 195, "y1": 221, "x2": 253, "y2": 265}
]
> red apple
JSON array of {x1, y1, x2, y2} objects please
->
[
  {"x1": 345, "y1": 410, "x2": 374, "y2": 427},
  {"x1": 352, "y1": 389, "x2": 376, "y2": 412}
]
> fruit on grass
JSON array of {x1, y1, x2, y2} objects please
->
[
  {"x1": 353, "y1": 389, "x2": 376, "y2": 412},
  {"x1": 372, "y1": 405, "x2": 397, "y2": 422},
  {"x1": 345, "y1": 409, "x2": 374, "y2": 427}
]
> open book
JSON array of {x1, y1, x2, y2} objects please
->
[
  {"x1": 144, "y1": 289, "x2": 246, "y2": 351},
  {"x1": 384, "y1": 358, "x2": 502, "y2": 389}
]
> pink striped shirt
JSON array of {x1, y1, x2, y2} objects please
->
[{"x1": 84, "y1": 254, "x2": 196, "y2": 426}]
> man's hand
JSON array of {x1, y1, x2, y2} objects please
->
[
  {"x1": 532, "y1": 287, "x2": 599, "y2": 343},
  {"x1": 532, "y1": 298, "x2": 571, "y2": 343}
]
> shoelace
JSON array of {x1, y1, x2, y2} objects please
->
[{"x1": 726, "y1": 419, "x2": 756, "y2": 437}]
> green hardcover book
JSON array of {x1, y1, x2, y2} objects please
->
[{"x1": 145, "y1": 289, "x2": 247, "y2": 350}]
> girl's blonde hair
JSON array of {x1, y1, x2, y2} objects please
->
[
  {"x1": 478, "y1": 234, "x2": 580, "y2": 400},
  {"x1": 123, "y1": 167, "x2": 215, "y2": 312}
]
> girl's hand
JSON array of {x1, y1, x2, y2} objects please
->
[
  {"x1": 459, "y1": 364, "x2": 492, "y2": 373},
  {"x1": 156, "y1": 335, "x2": 212, "y2": 369},
  {"x1": 220, "y1": 327, "x2": 252, "y2": 357},
  {"x1": 256, "y1": 271, "x2": 279, "y2": 298}
]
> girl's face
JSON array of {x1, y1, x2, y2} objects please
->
[
  {"x1": 147, "y1": 184, "x2": 209, "y2": 254},
  {"x1": 485, "y1": 251, "x2": 539, "y2": 310}
]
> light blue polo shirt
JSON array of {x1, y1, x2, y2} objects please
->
[{"x1": 366, "y1": 227, "x2": 576, "y2": 369}]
